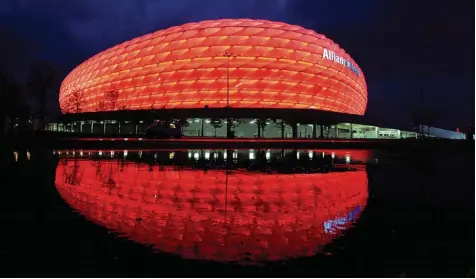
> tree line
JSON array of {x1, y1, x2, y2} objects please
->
[
  {"x1": 0, "y1": 60, "x2": 127, "y2": 136},
  {"x1": 168, "y1": 117, "x2": 336, "y2": 139},
  {"x1": 1, "y1": 61, "x2": 56, "y2": 135}
]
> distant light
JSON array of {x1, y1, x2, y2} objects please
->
[
  {"x1": 265, "y1": 150, "x2": 271, "y2": 160},
  {"x1": 204, "y1": 151, "x2": 210, "y2": 160},
  {"x1": 139, "y1": 121, "x2": 143, "y2": 124},
  {"x1": 188, "y1": 151, "x2": 192, "y2": 159},
  {"x1": 138, "y1": 138, "x2": 142, "y2": 141},
  {"x1": 194, "y1": 119, "x2": 200, "y2": 123},
  {"x1": 194, "y1": 152, "x2": 200, "y2": 160},
  {"x1": 296, "y1": 151, "x2": 300, "y2": 159},
  {"x1": 249, "y1": 120, "x2": 256, "y2": 124},
  {"x1": 213, "y1": 152, "x2": 219, "y2": 159},
  {"x1": 308, "y1": 151, "x2": 313, "y2": 159},
  {"x1": 249, "y1": 150, "x2": 255, "y2": 160},
  {"x1": 99, "y1": 151, "x2": 103, "y2": 156},
  {"x1": 169, "y1": 152, "x2": 175, "y2": 159},
  {"x1": 223, "y1": 150, "x2": 227, "y2": 160},
  {"x1": 124, "y1": 138, "x2": 128, "y2": 141},
  {"x1": 331, "y1": 152, "x2": 335, "y2": 159},
  {"x1": 80, "y1": 151, "x2": 83, "y2": 157},
  {"x1": 322, "y1": 152, "x2": 325, "y2": 158},
  {"x1": 124, "y1": 150, "x2": 128, "y2": 158},
  {"x1": 205, "y1": 119, "x2": 210, "y2": 124},
  {"x1": 110, "y1": 151, "x2": 115, "y2": 158},
  {"x1": 233, "y1": 151, "x2": 237, "y2": 159},
  {"x1": 345, "y1": 154, "x2": 351, "y2": 163}
]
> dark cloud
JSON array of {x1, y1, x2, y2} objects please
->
[{"x1": 0, "y1": 0, "x2": 473, "y2": 129}]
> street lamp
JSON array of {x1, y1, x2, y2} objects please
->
[{"x1": 223, "y1": 52, "x2": 233, "y2": 138}]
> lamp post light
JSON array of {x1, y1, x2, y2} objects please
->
[{"x1": 223, "y1": 52, "x2": 233, "y2": 138}]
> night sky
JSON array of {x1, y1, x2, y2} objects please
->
[{"x1": 0, "y1": 0, "x2": 473, "y2": 130}]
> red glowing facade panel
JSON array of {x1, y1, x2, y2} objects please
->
[
  {"x1": 55, "y1": 159, "x2": 368, "y2": 263},
  {"x1": 59, "y1": 19, "x2": 367, "y2": 115}
]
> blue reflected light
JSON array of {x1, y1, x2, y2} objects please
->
[{"x1": 324, "y1": 206, "x2": 362, "y2": 234}]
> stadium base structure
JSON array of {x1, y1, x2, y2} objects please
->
[{"x1": 45, "y1": 109, "x2": 467, "y2": 140}]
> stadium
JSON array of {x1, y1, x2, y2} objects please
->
[{"x1": 49, "y1": 19, "x2": 466, "y2": 139}]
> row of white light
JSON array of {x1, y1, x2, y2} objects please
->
[
  {"x1": 184, "y1": 150, "x2": 349, "y2": 162},
  {"x1": 53, "y1": 149, "x2": 351, "y2": 163},
  {"x1": 193, "y1": 119, "x2": 275, "y2": 125}
]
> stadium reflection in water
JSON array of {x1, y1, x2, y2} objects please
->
[{"x1": 54, "y1": 149, "x2": 368, "y2": 264}]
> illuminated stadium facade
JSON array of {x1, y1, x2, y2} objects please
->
[
  {"x1": 60, "y1": 18, "x2": 366, "y2": 114},
  {"x1": 48, "y1": 19, "x2": 465, "y2": 139}
]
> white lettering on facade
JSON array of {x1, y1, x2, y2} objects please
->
[{"x1": 322, "y1": 48, "x2": 360, "y2": 76}]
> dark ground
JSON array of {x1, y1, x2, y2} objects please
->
[{"x1": 0, "y1": 144, "x2": 474, "y2": 277}]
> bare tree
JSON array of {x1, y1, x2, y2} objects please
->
[
  {"x1": 103, "y1": 90, "x2": 120, "y2": 111},
  {"x1": 0, "y1": 71, "x2": 14, "y2": 134},
  {"x1": 0, "y1": 70, "x2": 29, "y2": 135},
  {"x1": 65, "y1": 159, "x2": 83, "y2": 186},
  {"x1": 64, "y1": 90, "x2": 85, "y2": 114},
  {"x1": 101, "y1": 90, "x2": 121, "y2": 135},
  {"x1": 256, "y1": 117, "x2": 271, "y2": 138},
  {"x1": 27, "y1": 62, "x2": 56, "y2": 131},
  {"x1": 172, "y1": 117, "x2": 190, "y2": 133},
  {"x1": 273, "y1": 119, "x2": 287, "y2": 138},
  {"x1": 97, "y1": 100, "x2": 106, "y2": 112},
  {"x1": 288, "y1": 119, "x2": 298, "y2": 138},
  {"x1": 228, "y1": 117, "x2": 242, "y2": 132},
  {"x1": 209, "y1": 117, "x2": 223, "y2": 137},
  {"x1": 318, "y1": 115, "x2": 332, "y2": 139}
]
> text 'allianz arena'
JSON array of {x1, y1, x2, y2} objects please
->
[{"x1": 59, "y1": 19, "x2": 367, "y2": 115}]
